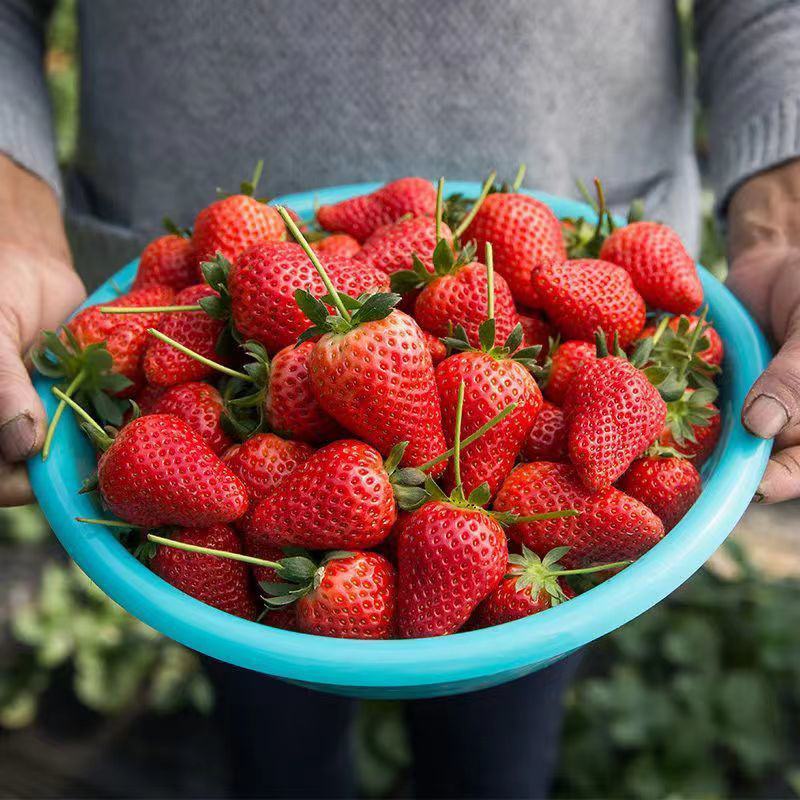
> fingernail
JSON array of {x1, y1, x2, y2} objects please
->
[
  {"x1": 753, "y1": 490, "x2": 765, "y2": 503},
  {"x1": 0, "y1": 413, "x2": 38, "y2": 462},
  {"x1": 743, "y1": 395, "x2": 788, "y2": 438}
]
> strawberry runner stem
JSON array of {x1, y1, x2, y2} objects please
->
[
  {"x1": 42, "y1": 369, "x2": 86, "y2": 461},
  {"x1": 277, "y1": 206, "x2": 352, "y2": 322},
  {"x1": 148, "y1": 533, "x2": 283, "y2": 570},
  {"x1": 51, "y1": 386, "x2": 110, "y2": 443},
  {"x1": 454, "y1": 171, "x2": 497, "y2": 239},
  {"x1": 511, "y1": 163, "x2": 527, "y2": 192},
  {"x1": 452, "y1": 381, "x2": 465, "y2": 489},
  {"x1": 554, "y1": 560, "x2": 632, "y2": 575},
  {"x1": 145, "y1": 329, "x2": 251, "y2": 381},
  {"x1": 435, "y1": 177, "x2": 444, "y2": 242},
  {"x1": 98, "y1": 305, "x2": 203, "y2": 314},
  {"x1": 486, "y1": 242, "x2": 495, "y2": 322}
]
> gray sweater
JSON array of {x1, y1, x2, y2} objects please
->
[{"x1": 1, "y1": 0, "x2": 799, "y2": 288}]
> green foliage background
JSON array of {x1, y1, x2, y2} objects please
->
[{"x1": 0, "y1": 2, "x2": 796, "y2": 798}]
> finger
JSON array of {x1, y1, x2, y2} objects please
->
[
  {"x1": 756, "y1": 445, "x2": 800, "y2": 503},
  {"x1": 0, "y1": 313, "x2": 46, "y2": 462},
  {"x1": 742, "y1": 323, "x2": 800, "y2": 439},
  {"x1": 0, "y1": 460, "x2": 36, "y2": 506}
]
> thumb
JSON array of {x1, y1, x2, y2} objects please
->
[{"x1": 0, "y1": 319, "x2": 46, "y2": 463}]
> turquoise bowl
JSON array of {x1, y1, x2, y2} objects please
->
[{"x1": 28, "y1": 182, "x2": 771, "y2": 699}]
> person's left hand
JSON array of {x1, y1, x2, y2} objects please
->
[{"x1": 727, "y1": 159, "x2": 800, "y2": 503}]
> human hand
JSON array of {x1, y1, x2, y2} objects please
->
[
  {"x1": 0, "y1": 155, "x2": 85, "y2": 505},
  {"x1": 727, "y1": 159, "x2": 800, "y2": 503}
]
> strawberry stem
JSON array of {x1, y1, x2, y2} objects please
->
[
  {"x1": 454, "y1": 170, "x2": 497, "y2": 239},
  {"x1": 417, "y1": 402, "x2": 517, "y2": 471},
  {"x1": 42, "y1": 368, "x2": 86, "y2": 460},
  {"x1": 512, "y1": 163, "x2": 527, "y2": 191},
  {"x1": 146, "y1": 328, "x2": 251, "y2": 381},
  {"x1": 99, "y1": 305, "x2": 202, "y2": 314},
  {"x1": 277, "y1": 206, "x2": 352, "y2": 322},
  {"x1": 75, "y1": 517, "x2": 136, "y2": 528},
  {"x1": 453, "y1": 381, "x2": 465, "y2": 489},
  {"x1": 51, "y1": 386, "x2": 113, "y2": 448},
  {"x1": 435, "y1": 177, "x2": 444, "y2": 242},
  {"x1": 485, "y1": 242, "x2": 495, "y2": 322},
  {"x1": 146, "y1": 533, "x2": 282, "y2": 570},
  {"x1": 554, "y1": 559, "x2": 631, "y2": 576}
]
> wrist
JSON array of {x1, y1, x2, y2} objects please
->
[{"x1": 0, "y1": 153, "x2": 72, "y2": 268}]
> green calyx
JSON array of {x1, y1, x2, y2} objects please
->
[
  {"x1": 163, "y1": 216, "x2": 192, "y2": 239},
  {"x1": 664, "y1": 387, "x2": 719, "y2": 446},
  {"x1": 219, "y1": 340, "x2": 272, "y2": 441},
  {"x1": 260, "y1": 550, "x2": 354, "y2": 611},
  {"x1": 216, "y1": 159, "x2": 269, "y2": 202},
  {"x1": 51, "y1": 386, "x2": 115, "y2": 452},
  {"x1": 508, "y1": 545, "x2": 632, "y2": 607},
  {"x1": 390, "y1": 238, "x2": 477, "y2": 294},
  {"x1": 294, "y1": 289, "x2": 402, "y2": 342},
  {"x1": 443, "y1": 321, "x2": 542, "y2": 374}
]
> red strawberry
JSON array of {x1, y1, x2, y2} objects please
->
[
  {"x1": 618, "y1": 455, "x2": 702, "y2": 531},
  {"x1": 148, "y1": 382, "x2": 233, "y2": 455},
  {"x1": 249, "y1": 440, "x2": 397, "y2": 550},
  {"x1": 521, "y1": 400, "x2": 568, "y2": 462},
  {"x1": 599, "y1": 221, "x2": 703, "y2": 315},
  {"x1": 494, "y1": 461, "x2": 664, "y2": 567},
  {"x1": 375, "y1": 177, "x2": 437, "y2": 219},
  {"x1": 462, "y1": 193, "x2": 566, "y2": 308},
  {"x1": 421, "y1": 330, "x2": 447, "y2": 365},
  {"x1": 229, "y1": 241, "x2": 389, "y2": 353},
  {"x1": 243, "y1": 540, "x2": 299, "y2": 631},
  {"x1": 311, "y1": 233, "x2": 361, "y2": 258},
  {"x1": 468, "y1": 547, "x2": 577, "y2": 629},
  {"x1": 133, "y1": 234, "x2": 196, "y2": 292},
  {"x1": 150, "y1": 524, "x2": 258, "y2": 619},
  {"x1": 436, "y1": 325, "x2": 543, "y2": 498},
  {"x1": 143, "y1": 284, "x2": 227, "y2": 386},
  {"x1": 543, "y1": 339, "x2": 596, "y2": 405},
  {"x1": 355, "y1": 216, "x2": 453, "y2": 277},
  {"x1": 533, "y1": 259, "x2": 646, "y2": 349},
  {"x1": 665, "y1": 314, "x2": 724, "y2": 369},
  {"x1": 264, "y1": 551, "x2": 397, "y2": 639},
  {"x1": 518, "y1": 311, "x2": 555, "y2": 359},
  {"x1": 134, "y1": 383, "x2": 166, "y2": 414},
  {"x1": 264, "y1": 342, "x2": 346, "y2": 444},
  {"x1": 396, "y1": 501, "x2": 507, "y2": 637},
  {"x1": 564, "y1": 337, "x2": 666, "y2": 489},
  {"x1": 98, "y1": 414, "x2": 248, "y2": 527},
  {"x1": 658, "y1": 389, "x2": 721, "y2": 466}
]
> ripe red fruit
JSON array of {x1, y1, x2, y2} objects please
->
[
  {"x1": 619, "y1": 456, "x2": 702, "y2": 531},
  {"x1": 564, "y1": 345, "x2": 666, "y2": 490},
  {"x1": 462, "y1": 193, "x2": 567, "y2": 308},
  {"x1": 311, "y1": 233, "x2": 361, "y2": 258},
  {"x1": 356, "y1": 216, "x2": 453, "y2": 277},
  {"x1": 543, "y1": 339, "x2": 596, "y2": 405},
  {"x1": 375, "y1": 177, "x2": 437, "y2": 220},
  {"x1": 229, "y1": 241, "x2": 389, "y2": 353},
  {"x1": 151, "y1": 524, "x2": 258, "y2": 620},
  {"x1": 521, "y1": 400, "x2": 568, "y2": 462},
  {"x1": 307, "y1": 307, "x2": 446, "y2": 472},
  {"x1": 518, "y1": 311, "x2": 555, "y2": 358},
  {"x1": 599, "y1": 221, "x2": 703, "y2": 315},
  {"x1": 249, "y1": 440, "x2": 397, "y2": 550},
  {"x1": 658, "y1": 389, "x2": 721, "y2": 466},
  {"x1": 264, "y1": 342, "x2": 345, "y2": 444},
  {"x1": 98, "y1": 414, "x2": 248, "y2": 527},
  {"x1": 192, "y1": 195, "x2": 285, "y2": 268},
  {"x1": 133, "y1": 234, "x2": 196, "y2": 292},
  {"x1": 494, "y1": 462, "x2": 664, "y2": 567},
  {"x1": 534, "y1": 259, "x2": 646, "y2": 349},
  {"x1": 421, "y1": 330, "x2": 447, "y2": 365},
  {"x1": 143, "y1": 284, "x2": 227, "y2": 386},
  {"x1": 148, "y1": 381, "x2": 233, "y2": 455},
  {"x1": 396, "y1": 501, "x2": 507, "y2": 637}
]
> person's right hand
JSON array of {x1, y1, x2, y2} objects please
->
[{"x1": 0, "y1": 155, "x2": 86, "y2": 505}]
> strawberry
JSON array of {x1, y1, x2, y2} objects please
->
[
  {"x1": 227, "y1": 241, "x2": 389, "y2": 353},
  {"x1": 521, "y1": 400, "x2": 568, "y2": 462},
  {"x1": 462, "y1": 193, "x2": 567, "y2": 308},
  {"x1": 355, "y1": 216, "x2": 453, "y2": 277},
  {"x1": 134, "y1": 383, "x2": 166, "y2": 414},
  {"x1": 599, "y1": 220, "x2": 703, "y2": 315},
  {"x1": 241, "y1": 540, "x2": 299, "y2": 630},
  {"x1": 494, "y1": 461, "x2": 664, "y2": 567},
  {"x1": 393, "y1": 240, "x2": 520, "y2": 348},
  {"x1": 133, "y1": 232, "x2": 196, "y2": 292},
  {"x1": 619, "y1": 454, "x2": 702, "y2": 531},
  {"x1": 97, "y1": 414, "x2": 248, "y2": 527},
  {"x1": 518, "y1": 310, "x2": 555, "y2": 358},
  {"x1": 262, "y1": 551, "x2": 397, "y2": 639},
  {"x1": 191, "y1": 164, "x2": 285, "y2": 268},
  {"x1": 564, "y1": 334, "x2": 666, "y2": 489},
  {"x1": 143, "y1": 284, "x2": 228, "y2": 387},
  {"x1": 533, "y1": 259, "x2": 646, "y2": 349},
  {"x1": 678, "y1": 315, "x2": 723, "y2": 368},
  {"x1": 150, "y1": 524, "x2": 258, "y2": 619},
  {"x1": 658, "y1": 388, "x2": 721, "y2": 466},
  {"x1": 543, "y1": 339, "x2": 596, "y2": 405},
  {"x1": 421, "y1": 330, "x2": 447, "y2": 365},
  {"x1": 249, "y1": 440, "x2": 398, "y2": 550},
  {"x1": 311, "y1": 233, "x2": 361, "y2": 258},
  {"x1": 148, "y1": 382, "x2": 233, "y2": 455},
  {"x1": 317, "y1": 177, "x2": 436, "y2": 242},
  {"x1": 265, "y1": 341, "x2": 346, "y2": 444}
]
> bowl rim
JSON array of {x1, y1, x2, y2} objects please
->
[{"x1": 28, "y1": 181, "x2": 772, "y2": 689}]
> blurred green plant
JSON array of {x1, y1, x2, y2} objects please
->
[{"x1": 45, "y1": 0, "x2": 78, "y2": 163}]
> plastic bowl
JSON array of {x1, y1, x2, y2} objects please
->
[{"x1": 28, "y1": 182, "x2": 771, "y2": 699}]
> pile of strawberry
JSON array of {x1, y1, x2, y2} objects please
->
[{"x1": 36, "y1": 167, "x2": 724, "y2": 640}]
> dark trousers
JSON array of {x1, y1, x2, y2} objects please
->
[{"x1": 204, "y1": 654, "x2": 580, "y2": 800}]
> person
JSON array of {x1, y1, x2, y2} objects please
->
[{"x1": 1, "y1": 1, "x2": 798, "y2": 797}]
